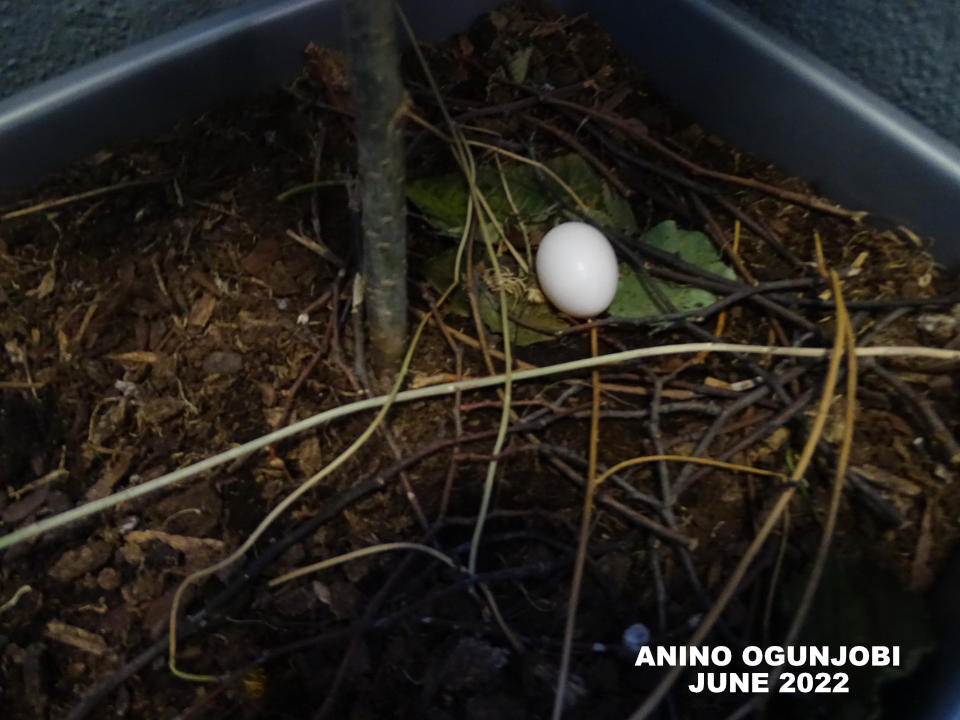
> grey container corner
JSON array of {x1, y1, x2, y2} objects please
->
[{"x1": 1, "y1": 0, "x2": 960, "y2": 271}]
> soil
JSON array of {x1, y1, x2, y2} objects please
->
[{"x1": 1, "y1": 3, "x2": 959, "y2": 719}]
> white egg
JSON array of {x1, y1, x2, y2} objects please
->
[{"x1": 535, "y1": 221, "x2": 619, "y2": 318}]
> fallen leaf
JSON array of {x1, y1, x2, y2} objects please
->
[
  {"x1": 506, "y1": 46, "x2": 534, "y2": 83},
  {"x1": 291, "y1": 435, "x2": 323, "y2": 475}
]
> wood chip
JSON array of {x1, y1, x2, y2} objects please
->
[
  {"x1": 44, "y1": 621, "x2": 109, "y2": 656},
  {"x1": 187, "y1": 292, "x2": 218, "y2": 328},
  {"x1": 124, "y1": 530, "x2": 224, "y2": 555},
  {"x1": 852, "y1": 464, "x2": 923, "y2": 496},
  {"x1": 105, "y1": 350, "x2": 160, "y2": 364}
]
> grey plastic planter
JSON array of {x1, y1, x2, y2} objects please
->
[
  {"x1": 3, "y1": 0, "x2": 960, "y2": 270},
  {"x1": 0, "y1": 1, "x2": 957, "y2": 716}
]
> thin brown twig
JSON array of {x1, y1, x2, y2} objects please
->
[
  {"x1": 1, "y1": 177, "x2": 166, "y2": 221},
  {"x1": 690, "y1": 192, "x2": 757, "y2": 284},
  {"x1": 273, "y1": 320, "x2": 333, "y2": 435},
  {"x1": 522, "y1": 113, "x2": 633, "y2": 198},
  {"x1": 536, "y1": 448, "x2": 695, "y2": 548},
  {"x1": 414, "y1": 306, "x2": 537, "y2": 370},
  {"x1": 552, "y1": 326, "x2": 602, "y2": 720},
  {"x1": 736, "y1": 265, "x2": 860, "y2": 719},
  {"x1": 627, "y1": 271, "x2": 850, "y2": 720},
  {"x1": 868, "y1": 361, "x2": 960, "y2": 464},
  {"x1": 710, "y1": 194, "x2": 804, "y2": 267},
  {"x1": 670, "y1": 365, "x2": 807, "y2": 501},
  {"x1": 542, "y1": 94, "x2": 864, "y2": 221},
  {"x1": 313, "y1": 549, "x2": 422, "y2": 720}
]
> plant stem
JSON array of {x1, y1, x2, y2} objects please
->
[{"x1": 341, "y1": 0, "x2": 408, "y2": 377}]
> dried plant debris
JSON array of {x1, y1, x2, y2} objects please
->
[{"x1": 1, "y1": 2, "x2": 959, "y2": 719}]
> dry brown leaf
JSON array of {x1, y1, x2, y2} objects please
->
[
  {"x1": 57, "y1": 327, "x2": 71, "y2": 361},
  {"x1": 756, "y1": 428, "x2": 790, "y2": 461},
  {"x1": 850, "y1": 250, "x2": 869, "y2": 269}
]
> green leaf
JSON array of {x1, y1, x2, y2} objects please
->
[
  {"x1": 406, "y1": 153, "x2": 636, "y2": 237},
  {"x1": 422, "y1": 246, "x2": 563, "y2": 346},
  {"x1": 477, "y1": 287, "x2": 568, "y2": 346},
  {"x1": 406, "y1": 173, "x2": 471, "y2": 234},
  {"x1": 607, "y1": 221, "x2": 733, "y2": 320},
  {"x1": 607, "y1": 263, "x2": 664, "y2": 318},
  {"x1": 423, "y1": 246, "x2": 459, "y2": 291},
  {"x1": 642, "y1": 220, "x2": 735, "y2": 280},
  {"x1": 506, "y1": 46, "x2": 534, "y2": 84},
  {"x1": 608, "y1": 262, "x2": 719, "y2": 320},
  {"x1": 601, "y1": 180, "x2": 639, "y2": 235}
]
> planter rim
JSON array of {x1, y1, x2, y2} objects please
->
[{"x1": 2, "y1": 0, "x2": 960, "y2": 269}]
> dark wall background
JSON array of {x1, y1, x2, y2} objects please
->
[
  {"x1": 0, "y1": 0, "x2": 244, "y2": 96},
  {"x1": 2, "y1": 0, "x2": 959, "y2": 146},
  {"x1": 732, "y1": 0, "x2": 960, "y2": 146}
]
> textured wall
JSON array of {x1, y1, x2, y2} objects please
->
[
  {"x1": 2, "y1": 0, "x2": 960, "y2": 146},
  {"x1": 733, "y1": 0, "x2": 960, "y2": 146},
  {"x1": 0, "y1": 0, "x2": 245, "y2": 99}
]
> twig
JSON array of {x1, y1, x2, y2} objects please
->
[
  {"x1": 272, "y1": 321, "x2": 333, "y2": 441},
  {"x1": 670, "y1": 366, "x2": 807, "y2": 501},
  {"x1": 1, "y1": 177, "x2": 166, "y2": 221},
  {"x1": 546, "y1": 95, "x2": 865, "y2": 221},
  {"x1": 552, "y1": 325, "x2": 602, "y2": 720},
  {"x1": 690, "y1": 192, "x2": 757, "y2": 284},
  {"x1": 868, "y1": 361, "x2": 960, "y2": 464},
  {"x1": 3, "y1": 341, "x2": 957, "y2": 553},
  {"x1": 522, "y1": 113, "x2": 633, "y2": 198},
  {"x1": 736, "y1": 260, "x2": 860, "y2": 718},
  {"x1": 537, "y1": 448, "x2": 694, "y2": 548},
  {"x1": 790, "y1": 292, "x2": 960, "y2": 311},
  {"x1": 645, "y1": 370, "x2": 727, "y2": 641},
  {"x1": 679, "y1": 388, "x2": 815, "y2": 491},
  {"x1": 422, "y1": 287, "x2": 465, "y2": 524},
  {"x1": 537, "y1": 442, "x2": 662, "y2": 510},
  {"x1": 414, "y1": 306, "x2": 537, "y2": 370},
  {"x1": 627, "y1": 271, "x2": 850, "y2": 720},
  {"x1": 352, "y1": 276, "x2": 430, "y2": 531},
  {"x1": 710, "y1": 194, "x2": 803, "y2": 267}
]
